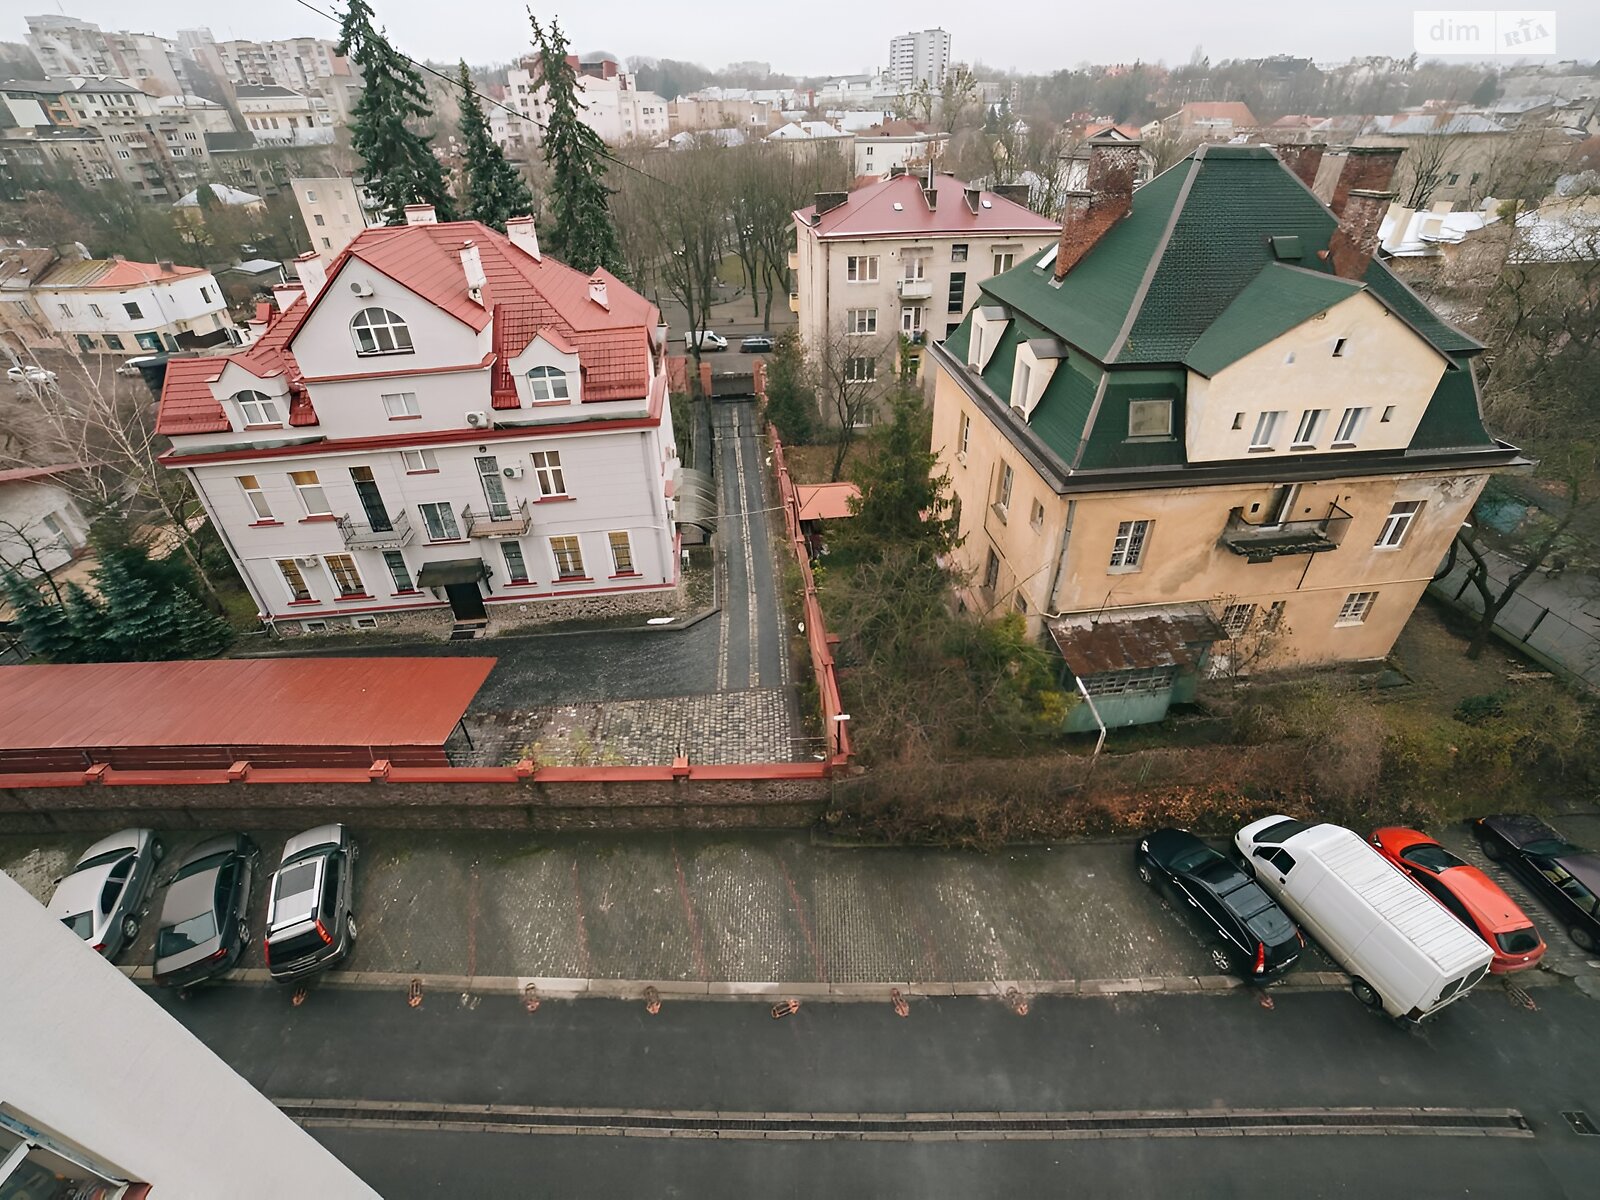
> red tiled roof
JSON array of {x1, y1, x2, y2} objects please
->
[
  {"x1": 0, "y1": 462, "x2": 83, "y2": 486},
  {"x1": 154, "y1": 297, "x2": 311, "y2": 436},
  {"x1": 1176, "y1": 102, "x2": 1259, "y2": 127},
  {"x1": 796, "y1": 173, "x2": 1059, "y2": 239}
]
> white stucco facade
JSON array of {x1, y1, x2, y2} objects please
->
[
  {"x1": 33, "y1": 264, "x2": 239, "y2": 355},
  {"x1": 0, "y1": 473, "x2": 88, "y2": 578}
]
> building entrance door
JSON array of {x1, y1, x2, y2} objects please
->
[{"x1": 444, "y1": 582, "x2": 486, "y2": 622}]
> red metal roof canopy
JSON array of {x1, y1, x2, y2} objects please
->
[
  {"x1": 795, "y1": 482, "x2": 860, "y2": 522},
  {"x1": 0, "y1": 658, "x2": 494, "y2": 771}
]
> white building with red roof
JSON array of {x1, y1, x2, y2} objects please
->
[
  {"x1": 24, "y1": 255, "x2": 240, "y2": 356},
  {"x1": 155, "y1": 206, "x2": 681, "y2": 637},
  {"x1": 793, "y1": 171, "x2": 1059, "y2": 381}
]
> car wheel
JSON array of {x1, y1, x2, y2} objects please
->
[
  {"x1": 1478, "y1": 836, "x2": 1505, "y2": 862},
  {"x1": 120, "y1": 915, "x2": 140, "y2": 942},
  {"x1": 237, "y1": 919, "x2": 249, "y2": 946},
  {"x1": 1571, "y1": 926, "x2": 1597, "y2": 954},
  {"x1": 346, "y1": 912, "x2": 358, "y2": 943},
  {"x1": 1351, "y1": 978, "x2": 1383, "y2": 1009},
  {"x1": 1236, "y1": 855, "x2": 1256, "y2": 880},
  {"x1": 1136, "y1": 861, "x2": 1155, "y2": 886},
  {"x1": 1209, "y1": 948, "x2": 1232, "y2": 973}
]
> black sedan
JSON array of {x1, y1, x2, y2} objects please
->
[
  {"x1": 1474, "y1": 814, "x2": 1600, "y2": 953},
  {"x1": 153, "y1": 834, "x2": 260, "y2": 989},
  {"x1": 1135, "y1": 828, "x2": 1304, "y2": 981}
]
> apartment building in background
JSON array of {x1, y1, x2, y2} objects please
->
[
  {"x1": 234, "y1": 83, "x2": 335, "y2": 146},
  {"x1": 156, "y1": 209, "x2": 682, "y2": 637},
  {"x1": 854, "y1": 121, "x2": 949, "y2": 178},
  {"x1": 24, "y1": 14, "x2": 189, "y2": 96},
  {"x1": 292, "y1": 176, "x2": 382, "y2": 262},
  {"x1": 495, "y1": 56, "x2": 668, "y2": 148},
  {"x1": 929, "y1": 138, "x2": 1523, "y2": 731},
  {"x1": 793, "y1": 171, "x2": 1058, "y2": 384},
  {"x1": 887, "y1": 28, "x2": 951, "y2": 89}
]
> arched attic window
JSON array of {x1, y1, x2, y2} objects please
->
[
  {"x1": 232, "y1": 389, "x2": 282, "y2": 425},
  {"x1": 526, "y1": 364, "x2": 571, "y2": 402},
  {"x1": 350, "y1": 307, "x2": 413, "y2": 356}
]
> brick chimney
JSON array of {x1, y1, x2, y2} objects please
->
[
  {"x1": 1273, "y1": 142, "x2": 1325, "y2": 190},
  {"x1": 588, "y1": 275, "x2": 609, "y2": 310},
  {"x1": 505, "y1": 215, "x2": 541, "y2": 262},
  {"x1": 1329, "y1": 146, "x2": 1403, "y2": 217},
  {"x1": 1053, "y1": 136, "x2": 1140, "y2": 281},
  {"x1": 1327, "y1": 188, "x2": 1392, "y2": 279},
  {"x1": 291, "y1": 250, "x2": 327, "y2": 301},
  {"x1": 403, "y1": 203, "x2": 437, "y2": 225}
]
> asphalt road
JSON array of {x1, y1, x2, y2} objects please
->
[
  {"x1": 154, "y1": 984, "x2": 1600, "y2": 1198},
  {"x1": 713, "y1": 400, "x2": 786, "y2": 693}
]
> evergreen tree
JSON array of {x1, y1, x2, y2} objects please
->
[
  {"x1": 62, "y1": 583, "x2": 113, "y2": 662},
  {"x1": 764, "y1": 330, "x2": 815, "y2": 446},
  {"x1": 93, "y1": 548, "x2": 231, "y2": 661},
  {"x1": 337, "y1": 0, "x2": 456, "y2": 225},
  {"x1": 831, "y1": 392, "x2": 961, "y2": 567},
  {"x1": 455, "y1": 60, "x2": 535, "y2": 232},
  {"x1": 530, "y1": 13, "x2": 622, "y2": 274},
  {"x1": 3, "y1": 571, "x2": 84, "y2": 661}
]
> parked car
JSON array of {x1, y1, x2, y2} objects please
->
[
  {"x1": 46, "y1": 829, "x2": 165, "y2": 960},
  {"x1": 1135, "y1": 828, "x2": 1303, "y2": 981},
  {"x1": 1474, "y1": 814, "x2": 1600, "y2": 953},
  {"x1": 263, "y1": 824, "x2": 358, "y2": 981},
  {"x1": 739, "y1": 334, "x2": 774, "y2": 353},
  {"x1": 115, "y1": 356, "x2": 158, "y2": 377},
  {"x1": 7, "y1": 364, "x2": 57, "y2": 385},
  {"x1": 684, "y1": 330, "x2": 728, "y2": 351},
  {"x1": 1369, "y1": 827, "x2": 1545, "y2": 973},
  {"x1": 1236, "y1": 817, "x2": 1493, "y2": 1020},
  {"x1": 152, "y1": 834, "x2": 259, "y2": 989}
]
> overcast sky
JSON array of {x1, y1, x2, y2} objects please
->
[{"x1": 5, "y1": 3, "x2": 1595, "y2": 76}]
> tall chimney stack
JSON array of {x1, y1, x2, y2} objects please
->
[
  {"x1": 1327, "y1": 188, "x2": 1393, "y2": 279},
  {"x1": 1053, "y1": 136, "x2": 1140, "y2": 281},
  {"x1": 403, "y1": 203, "x2": 438, "y2": 225},
  {"x1": 291, "y1": 250, "x2": 327, "y2": 301},
  {"x1": 505, "y1": 215, "x2": 541, "y2": 262},
  {"x1": 1330, "y1": 146, "x2": 1403, "y2": 217},
  {"x1": 1273, "y1": 142, "x2": 1325, "y2": 190}
]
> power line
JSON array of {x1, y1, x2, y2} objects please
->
[{"x1": 285, "y1": 0, "x2": 672, "y2": 188}]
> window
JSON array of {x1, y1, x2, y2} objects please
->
[
  {"x1": 1128, "y1": 398, "x2": 1173, "y2": 439},
  {"x1": 238, "y1": 474, "x2": 273, "y2": 520},
  {"x1": 951, "y1": 243, "x2": 968, "y2": 262},
  {"x1": 383, "y1": 550, "x2": 414, "y2": 591},
  {"x1": 947, "y1": 271, "x2": 966, "y2": 314},
  {"x1": 277, "y1": 558, "x2": 312, "y2": 601},
  {"x1": 846, "y1": 308, "x2": 878, "y2": 335},
  {"x1": 957, "y1": 411, "x2": 971, "y2": 457},
  {"x1": 57, "y1": 303, "x2": 72, "y2": 317},
  {"x1": 1337, "y1": 591, "x2": 1377, "y2": 625},
  {"x1": 1250, "y1": 411, "x2": 1282, "y2": 451},
  {"x1": 288, "y1": 470, "x2": 330, "y2": 516},
  {"x1": 322, "y1": 237, "x2": 332, "y2": 249},
  {"x1": 1376, "y1": 500, "x2": 1422, "y2": 548},
  {"x1": 418, "y1": 502, "x2": 461, "y2": 542},
  {"x1": 982, "y1": 547, "x2": 1000, "y2": 591},
  {"x1": 1332, "y1": 337, "x2": 1348, "y2": 357},
  {"x1": 993, "y1": 251, "x2": 1016, "y2": 274},
  {"x1": 324, "y1": 553, "x2": 365, "y2": 597},
  {"x1": 234, "y1": 390, "x2": 282, "y2": 426},
  {"x1": 609, "y1": 530, "x2": 635, "y2": 574},
  {"x1": 996, "y1": 463, "x2": 1014, "y2": 514},
  {"x1": 1333, "y1": 406, "x2": 1369, "y2": 446},
  {"x1": 123, "y1": 301, "x2": 143, "y2": 319},
  {"x1": 89, "y1": 302, "x2": 105, "y2": 318},
  {"x1": 475, "y1": 455, "x2": 511, "y2": 518},
  {"x1": 527, "y1": 365, "x2": 571, "y2": 401},
  {"x1": 501, "y1": 540, "x2": 530, "y2": 583},
  {"x1": 1109, "y1": 519, "x2": 1151, "y2": 569},
  {"x1": 1231, "y1": 412, "x2": 1244, "y2": 431},
  {"x1": 0, "y1": 1110, "x2": 137, "y2": 1195},
  {"x1": 1221, "y1": 602, "x2": 1256, "y2": 637},
  {"x1": 76, "y1": 334, "x2": 95, "y2": 351},
  {"x1": 382, "y1": 391, "x2": 420, "y2": 418},
  {"x1": 1257, "y1": 848, "x2": 1297, "y2": 874},
  {"x1": 1381, "y1": 405, "x2": 1396, "y2": 423},
  {"x1": 1030, "y1": 498, "x2": 1045, "y2": 530},
  {"x1": 401, "y1": 448, "x2": 438, "y2": 473},
  {"x1": 1015, "y1": 591, "x2": 1029, "y2": 614},
  {"x1": 901, "y1": 305, "x2": 925, "y2": 334},
  {"x1": 550, "y1": 534, "x2": 585, "y2": 579},
  {"x1": 314, "y1": 213, "x2": 325, "y2": 226},
  {"x1": 971, "y1": 323, "x2": 985, "y2": 366},
  {"x1": 1012, "y1": 361, "x2": 1031, "y2": 409},
  {"x1": 846, "y1": 255, "x2": 879, "y2": 282},
  {"x1": 1263, "y1": 600, "x2": 1286, "y2": 632},
  {"x1": 1292, "y1": 408, "x2": 1326, "y2": 448},
  {"x1": 351, "y1": 307, "x2": 413, "y2": 355},
  {"x1": 531, "y1": 450, "x2": 567, "y2": 497},
  {"x1": 103, "y1": 334, "x2": 124, "y2": 350},
  {"x1": 200, "y1": 286, "x2": 214, "y2": 303},
  {"x1": 845, "y1": 356, "x2": 876, "y2": 383},
  {"x1": 902, "y1": 256, "x2": 928, "y2": 282}
]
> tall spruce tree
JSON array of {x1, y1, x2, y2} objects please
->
[
  {"x1": 3, "y1": 571, "x2": 83, "y2": 661},
  {"x1": 831, "y1": 392, "x2": 961, "y2": 568},
  {"x1": 93, "y1": 548, "x2": 232, "y2": 661},
  {"x1": 455, "y1": 60, "x2": 535, "y2": 231},
  {"x1": 337, "y1": 0, "x2": 456, "y2": 225},
  {"x1": 530, "y1": 14, "x2": 622, "y2": 274}
]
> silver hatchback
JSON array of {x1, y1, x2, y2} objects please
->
[
  {"x1": 47, "y1": 828, "x2": 164, "y2": 961},
  {"x1": 263, "y1": 824, "x2": 358, "y2": 981}
]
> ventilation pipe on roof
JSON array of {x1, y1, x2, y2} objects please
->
[
  {"x1": 1329, "y1": 146, "x2": 1402, "y2": 217},
  {"x1": 588, "y1": 276, "x2": 609, "y2": 310},
  {"x1": 271, "y1": 281, "x2": 304, "y2": 311},
  {"x1": 963, "y1": 185, "x2": 981, "y2": 215},
  {"x1": 403, "y1": 203, "x2": 437, "y2": 225},
  {"x1": 505, "y1": 214, "x2": 541, "y2": 262},
  {"x1": 923, "y1": 184, "x2": 938, "y2": 210},
  {"x1": 1053, "y1": 136, "x2": 1141, "y2": 281},
  {"x1": 291, "y1": 251, "x2": 326, "y2": 301},
  {"x1": 460, "y1": 240, "x2": 487, "y2": 306},
  {"x1": 1326, "y1": 188, "x2": 1393, "y2": 279}
]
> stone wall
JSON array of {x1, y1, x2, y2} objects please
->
[{"x1": 0, "y1": 772, "x2": 829, "y2": 834}]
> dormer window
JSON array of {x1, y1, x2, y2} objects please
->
[
  {"x1": 233, "y1": 389, "x2": 282, "y2": 426},
  {"x1": 351, "y1": 307, "x2": 413, "y2": 356},
  {"x1": 527, "y1": 365, "x2": 571, "y2": 402}
]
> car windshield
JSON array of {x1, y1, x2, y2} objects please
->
[
  {"x1": 1254, "y1": 819, "x2": 1310, "y2": 845},
  {"x1": 60, "y1": 912, "x2": 94, "y2": 939},
  {"x1": 1400, "y1": 843, "x2": 1465, "y2": 871},
  {"x1": 1524, "y1": 839, "x2": 1582, "y2": 856},
  {"x1": 156, "y1": 910, "x2": 218, "y2": 958},
  {"x1": 1495, "y1": 927, "x2": 1541, "y2": 954},
  {"x1": 172, "y1": 851, "x2": 231, "y2": 882},
  {"x1": 76, "y1": 848, "x2": 130, "y2": 870}
]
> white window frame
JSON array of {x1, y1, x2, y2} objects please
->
[
  {"x1": 382, "y1": 391, "x2": 419, "y2": 418},
  {"x1": 418, "y1": 501, "x2": 461, "y2": 542},
  {"x1": 846, "y1": 255, "x2": 879, "y2": 283},
  {"x1": 845, "y1": 356, "x2": 876, "y2": 383},
  {"x1": 527, "y1": 365, "x2": 571, "y2": 401},
  {"x1": 1012, "y1": 361, "x2": 1031, "y2": 411},
  {"x1": 350, "y1": 306, "x2": 414, "y2": 356},
  {"x1": 996, "y1": 463, "x2": 1014, "y2": 515},
  {"x1": 1127, "y1": 398, "x2": 1173, "y2": 439},
  {"x1": 846, "y1": 308, "x2": 878, "y2": 335},
  {"x1": 531, "y1": 450, "x2": 567, "y2": 498},
  {"x1": 1030, "y1": 498, "x2": 1045, "y2": 531},
  {"x1": 501, "y1": 539, "x2": 531, "y2": 583},
  {"x1": 1221, "y1": 602, "x2": 1256, "y2": 637},
  {"x1": 1336, "y1": 591, "x2": 1377, "y2": 625},
  {"x1": 992, "y1": 251, "x2": 1016, "y2": 274},
  {"x1": 608, "y1": 530, "x2": 635, "y2": 574},
  {"x1": 382, "y1": 549, "x2": 414, "y2": 591},
  {"x1": 550, "y1": 534, "x2": 586, "y2": 579},
  {"x1": 1109, "y1": 519, "x2": 1151, "y2": 570},
  {"x1": 323, "y1": 552, "x2": 365, "y2": 597},
  {"x1": 1250, "y1": 410, "x2": 1282, "y2": 451},
  {"x1": 1292, "y1": 408, "x2": 1326, "y2": 448},
  {"x1": 1333, "y1": 406, "x2": 1369, "y2": 447},
  {"x1": 277, "y1": 558, "x2": 313, "y2": 602},
  {"x1": 901, "y1": 305, "x2": 925, "y2": 334},
  {"x1": 122, "y1": 301, "x2": 143, "y2": 320},
  {"x1": 1375, "y1": 501, "x2": 1422, "y2": 549},
  {"x1": 982, "y1": 547, "x2": 1000, "y2": 592},
  {"x1": 957, "y1": 411, "x2": 970, "y2": 458},
  {"x1": 234, "y1": 390, "x2": 282, "y2": 426},
  {"x1": 238, "y1": 474, "x2": 273, "y2": 520},
  {"x1": 289, "y1": 470, "x2": 330, "y2": 516},
  {"x1": 401, "y1": 448, "x2": 438, "y2": 473}
]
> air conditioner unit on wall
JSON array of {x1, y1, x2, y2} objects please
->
[
  {"x1": 502, "y1": 464, "x2": 524, "y2": 479},
  {"x1": 349, "y1": 280, "x2": 374, "y2": 297},
  {"x1": 465, "y1": 411, "x2": 490, "y2": 428},
  {"x1": 295, "y1": 554, "x2": 320, "y2": 567}
]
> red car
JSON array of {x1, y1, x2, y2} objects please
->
[{"x1": 1369, "y1": 827, "x2": 1545, "y2": 974}]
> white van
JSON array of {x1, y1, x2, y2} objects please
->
[
  {"x1": 684, "y1": 330, "x2": 728, "y2": 351},
  {"x1": 1235, "y1": 817, "x2": 1493, "y2": 1021}
]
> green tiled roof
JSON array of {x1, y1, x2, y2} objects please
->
[
  {"x1": 1411, "y1": 360, "x2": 1493, "y2": 449},
  {"x1": 1184, "y1": 264, "x2": 1364, "y2": 378}
]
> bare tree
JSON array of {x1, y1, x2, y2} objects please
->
[
  {"x1": 1207, "y1": 596, "x2": 1295, "y2": 682},
  {"x1": 0, "y1": 517, "x2": 72, "y2": 607},
  {"x1": 1397, "y1": 130, "x2": 1460, "y2": 208},
  {"x1": 809, "y1": 325, "x2": 894, "y2": 480},
  {"x1": 628, "y1": 146, "x2": 729, "y2": 376}
]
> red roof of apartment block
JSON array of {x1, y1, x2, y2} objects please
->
[{"x1": 796, "y1": 173, "x2": 1059, "y2": 239}]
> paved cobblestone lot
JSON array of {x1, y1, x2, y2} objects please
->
[{"x1": 8, "y1": 822, "x2": 1598, "y2": 988}]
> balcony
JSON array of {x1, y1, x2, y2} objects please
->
[
  {"x1": 338, "y1": 509, "x2": 412, "y2": 550},
  {"x1": 897, "y1": 277, "x2": 934, "y2": 300},
  {"x1": 462, "y1": 498, "x2": 532, "y2": 538},
  {"x1": 788, "y1": 292, "x2": 799, "y2": 314},
  {"x1": 1220, "y1": 504, "x2": 1351, "y2": 563},
  {"x1": 787, "y1": 249, "x2": 799, "y2": 271}
]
